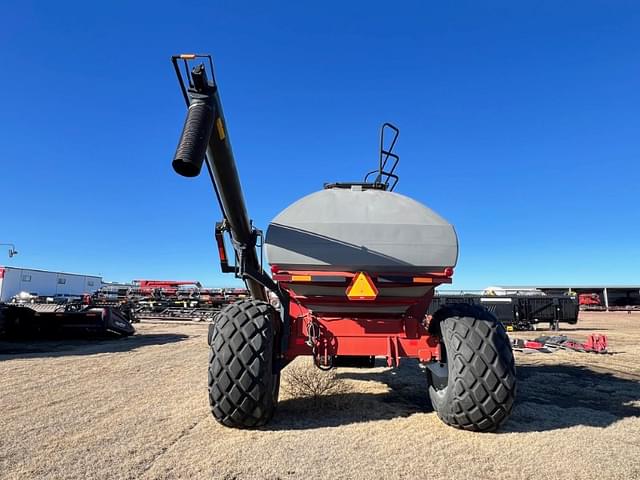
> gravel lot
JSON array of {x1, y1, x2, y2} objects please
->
[{"x1": 1, "y1": 312, "x2": 639, "y2": 480}]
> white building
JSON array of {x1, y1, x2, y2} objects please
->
[{"x1": 0, "y1": 266, "x2": 102, "y2": 302}]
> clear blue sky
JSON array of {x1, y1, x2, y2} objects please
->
[{"x1": 1, "y1": 1, "x2": 638, "y2": 289}]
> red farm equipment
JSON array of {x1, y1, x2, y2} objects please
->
[
  {"x1": 579, "y1": 293, "x2": 601, "y2": 306},
  {"x1": 127, "y1": 280, "x2": 222, "y2": 321},
  {"x1": 169, "y1": 54, "x2": 516, "y2": 432},
  {"x1": 132, "y1": 279, "x2": 202, "y2": 296},
  {"x1": 578, "y1": 293, "x2": 604, "y2": 310}
]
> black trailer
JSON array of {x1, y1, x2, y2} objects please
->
[{"x1": 428, "y1": 293, "x2": 579, "y2": 330}]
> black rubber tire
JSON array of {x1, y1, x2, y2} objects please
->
[
  {"x1": 428, "y1": 303, "x2": 516, "y2": 432},
  {"x1": 208, "y1": 299, "x2": 280, "y2": 428}
]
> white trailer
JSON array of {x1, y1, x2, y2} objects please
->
[{"x1": 0, "y1": 266, "x2": 102, "y2": 302}]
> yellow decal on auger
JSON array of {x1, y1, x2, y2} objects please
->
[
  {"x1": 346, "y1": 272, "x2": 378, "y2": 301},
  {"x1": 216, "y1": 117, "x2": 226, "y2": 140}
]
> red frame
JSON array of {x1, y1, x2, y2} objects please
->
[{"x1": 274, "y1": 268, "x2": 453, "y2": 366}]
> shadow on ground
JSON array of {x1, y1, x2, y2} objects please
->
[
  {"x1": 0, "y1": 333, "x2": 189, "y2": 359},
  {"x1": 268, "y1": 359, "x2": 428, "y2": 431},
  {"x1": 503, "y1": 363, "x2": 640, "y2": 432},
  {"x1": 267, "y1": 359, "x2": 640, "y2": 432}
]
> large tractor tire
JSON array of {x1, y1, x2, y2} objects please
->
[
  {"x1": 427, "y1": 303, "x2": 516, "y2": 432},
  {"x1": 208, "y1": 299, "x2": 280, "y2": 428}
]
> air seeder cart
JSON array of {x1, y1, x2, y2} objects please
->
[{"x1": 169, "y1": 54, "x2": 516, "y2": 432}]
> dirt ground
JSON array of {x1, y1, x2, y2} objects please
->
[{"x1": 1, "y1": 312, "x2": 639, "y2": 480}]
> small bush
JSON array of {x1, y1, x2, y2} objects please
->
[{"x1": 281, "y1": 359, "x2": 350, "y2": 406}]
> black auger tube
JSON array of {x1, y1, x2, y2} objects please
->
[
  {"x1": 172, "y1": 64, "x2": 267, "y2": 302},
  {"x1": 173, "y1": 99, "x2": 215, "y2": 177}
]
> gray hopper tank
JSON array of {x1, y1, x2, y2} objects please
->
[{"x1": 265, "y1": 187, "x2": 458, "y2": 272}]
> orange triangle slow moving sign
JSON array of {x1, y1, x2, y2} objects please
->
[{"x1": 346, "y1": 272, "x2": 378, "y2": 301}]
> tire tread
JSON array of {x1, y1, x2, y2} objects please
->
[
  {"x1": 429, "y1": 304, "x2": 516, "y2": 432},
  {"x1": 208, "y1": 299, "x2": 278, "y2": 428}
]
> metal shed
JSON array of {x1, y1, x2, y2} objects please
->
[{"x1": 0, "y1": 266, "x2": 102, "y2": 302}]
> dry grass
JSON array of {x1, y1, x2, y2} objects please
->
[{"x1": 1, "y1": 312, "x2": 639, "y2": 479}]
